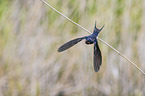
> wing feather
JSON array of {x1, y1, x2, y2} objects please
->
[
  {"x1": 94, "y1": 40, "x2": 102, "y2": 72},
  {"x1": 58, "y1": 37, "x2": 85, "y2": 52}
]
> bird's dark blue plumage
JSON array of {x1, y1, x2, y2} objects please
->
[{"x1": 58, "y1": 22, "x2": 104, "y2": 72}]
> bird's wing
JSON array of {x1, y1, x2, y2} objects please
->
[
  {"x1": 58, "y1": 37, "x2": 86, "y2": 52},
  {"x1": 93, "y1": 40, "x2": 102, "y2": 72}
]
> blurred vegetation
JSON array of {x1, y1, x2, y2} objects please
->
[{"x1": 0, "y1": 0, "x2": 145, "y2": 96}]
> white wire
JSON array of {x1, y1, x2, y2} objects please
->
[{"x1": 41, "y1": 0, "x2": 145, "y2": 75}]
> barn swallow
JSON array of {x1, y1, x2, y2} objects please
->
[{"x1": 57, "y1": 22, "x2": 104, "y2": 72}]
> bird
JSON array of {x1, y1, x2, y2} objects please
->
[{"x1": 57, "y1": 21, "x2": 104, "y2": 72}]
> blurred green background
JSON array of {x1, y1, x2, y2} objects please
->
[{"x1": 0, "y1": 0, "x2": 145, "y2": 96}]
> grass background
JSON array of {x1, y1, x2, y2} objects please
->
[{"x1": 0, "y1": 0, "x2": 145, "y2": 96}]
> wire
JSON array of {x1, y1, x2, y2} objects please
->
[{"x1": 41, "y1": 0, "x2": 145, "y2": 75}]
